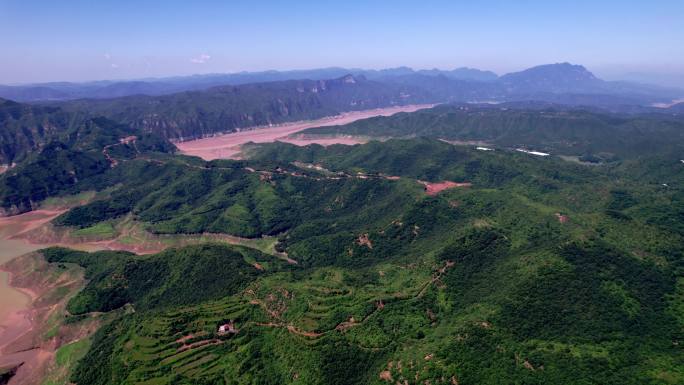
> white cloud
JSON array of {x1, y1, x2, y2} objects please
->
[
  {"x1": 190, "y1": 53, "x2": 211, "y2": 64},
  {"x1": 104, "y1": 53, "x2": 111, "y2": 60},
  {"x1": 111, "y1": 63, "x2": 119, "y2": 69}
]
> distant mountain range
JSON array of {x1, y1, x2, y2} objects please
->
[
  {"x1": 43, "y1": 64, "x2": 682, "y2": 140},
  {"x1": 2, "y1": 63, "x2": 684, "y2": 164},
  {"x1": 54, "y1": 75, "x2": 431, "y2": 140},
  {"x1": 0, "y1": 66, "x2": 495, "y2": 102},
  {"x1": 0, "y1": 73, "x2": 431, "y2": 162},
  {"x1": 2, "y1": 63, "x2": 684, "y2": 163},
  {"x1": 2, "y1": 63, "x2": 681, "y2": 104}
]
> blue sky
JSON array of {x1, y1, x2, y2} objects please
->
[{"x1": 1, "y1": 0, "x2": 683, "y2": 84}]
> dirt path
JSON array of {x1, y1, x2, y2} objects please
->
[
  {"x1": 175, "y1": 104, "x2": 434, "y2": 160},
  {"x1": 102, "y1": 135, "x2": 138, "y2": 167}
]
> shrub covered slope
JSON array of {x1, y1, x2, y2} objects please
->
[{"x1": 14, "y1": 136, "x2": 682, "y2": 384}]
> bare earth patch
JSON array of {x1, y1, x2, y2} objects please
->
[
  {"x1": 176, "y1": 104, "x2": 434, "y2": 160},
  {"x1": 357, "y1": 233, "x2": 373, "y2": 249},
  {"x1": 0, "y1": 210, "x2": 67, "y2": 239},
  {"x1": 419, "y1": 181, "x2": 472, "y2": 195},
  {"x1": 555, "y1": 213, "x2": 569, "y2": 223}
]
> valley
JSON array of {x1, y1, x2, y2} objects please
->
[
  {"x1": 2, "y1": 127, "x2": 682, "y2": 383},
  {"x1": 175, "y1": 104, "x2": 433, "y2": 160},
  {"x1": 4, "y1": 1, "x2": 684, "y2": 383},
  {"x1": 0, "y1": 60, "x2": 683, "y2": 385}
]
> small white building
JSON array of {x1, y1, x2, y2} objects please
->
[{"x1": 516, "y1": 148, "x2": 550, "y2": 156}]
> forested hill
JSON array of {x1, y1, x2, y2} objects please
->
[
  {"x1": 54, "y1": 75, "x2": 432, "y2": 140},
  {"x1": 0, "y1": 116, "x2": 174, "y2": 215},
  {"x1": 298, "y1": 104, "x2": 684, "y2": 159},
  {"x1": 0, "y1": 97, "x2": 87, "y2": 164},
  {"x1": 17, "y1": 137, "x2": 683, "y2": 384}
]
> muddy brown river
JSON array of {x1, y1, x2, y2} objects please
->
[{"x1": 0, "y1": 240, "x2": 41, "y2": 332}]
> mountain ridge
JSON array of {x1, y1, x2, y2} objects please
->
[
  {"x1": 3, "y1": 63, "x2": 681, "y2": 103},
  {"x1": 52, "y1": 74, "x2": 432, "y2": 140}
]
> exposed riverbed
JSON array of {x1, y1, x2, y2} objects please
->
[
  {"x1": 0, "y1": 211, "x2": 68, "y2": 345},
  {"x1": 0, "y1": 210, "x2": 103, "y2": 383},
  {"x1": 176, "y1": 104, "x2": 434, "y2": 160},
  {"x1": 0, "y1": 240, "x2": 41, "y2": 338}
]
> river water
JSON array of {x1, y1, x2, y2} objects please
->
[
  {"x1": 0, "y1": 210, "x2": 68, "y2": 357},
  {"x1": 0, "y1": 240, "x2": 42, "y2": 332}
]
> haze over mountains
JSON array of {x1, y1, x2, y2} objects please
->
[
  {"x1": 2, "y1": 62, "x2": 684, "y2": 165},
  {"x1": 1, "y1": 63, "x2": 681, "y2": 105},
  {"x1": 0, "y1": 66, "x2": 495, "y2": 102}
]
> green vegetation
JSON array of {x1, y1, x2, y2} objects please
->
[
  {"x1": 0, "y1": 97, "x2": 83, "y2": 164},
  {"x1": 2, "y1": 95, "x2": 684, "y2": 385},
  {"x1": 298, "y1": 104, "x2": 684, "y2": 159},
  {"x1": 40, "y1": 338, "x2": 93, "y2": 385},
  {"x1": 72, "y1": 222, "x2": 116, "y2": 238},
  {"x1": 0, "y1": 116, "x2": 174, "y2": 214},
  {"x1": 3, "y1": 61, "x2": 684, "y2": 385},
  {"x1": 12, "y1": 135, "x2": 677, "y2": 384},
  {"x1": 43, "y1": 244, "x2": 270, "y2": 314},
  {"x1": 56, "y1": 339, "x2": 91, "y2": 367}
]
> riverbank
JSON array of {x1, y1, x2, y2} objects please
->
[
  {"x1": 0, "y1": 252, "x2": 93, "y2": 385},
  {"x1": 176, "y1": 104, "x2": 435, "y2": 160},
  {"x1": 0, "y1": 205, "x2": 102, "y2": 384},
  {"x1": 0, "y1": 206, "x2": 291, "y2": 383}
]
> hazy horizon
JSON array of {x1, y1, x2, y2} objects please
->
[
  {"x1": 2, "y1": 63, "x2": 683, "y2": 90},
  {"x1": 1, "y1": 0, "x2": 683, "y2": 86}
]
